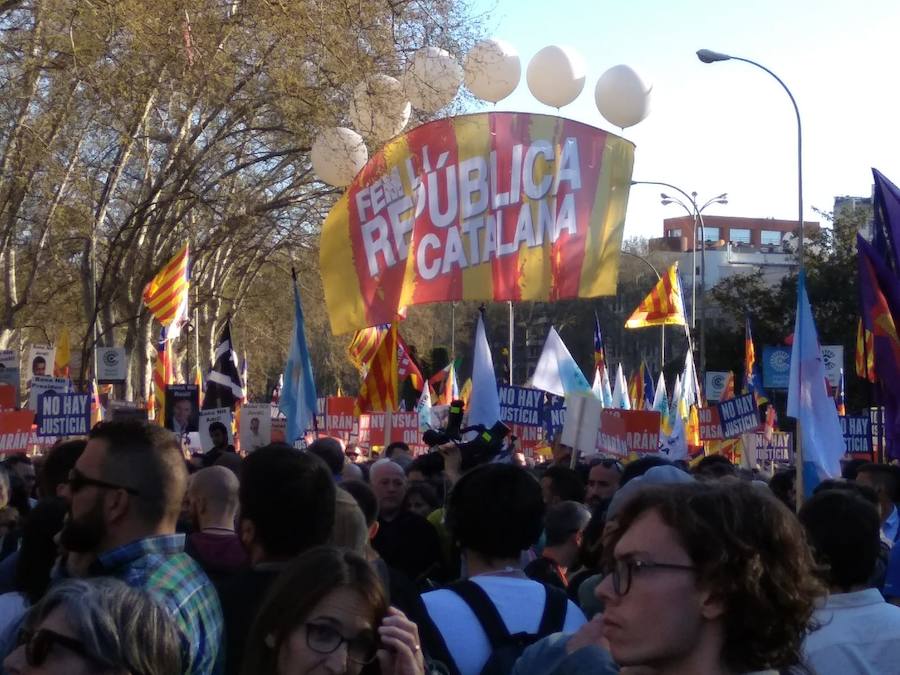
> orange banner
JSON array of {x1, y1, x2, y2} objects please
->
[{"x1": 321, "y1": 112, "x2": 635, "y2": 334}]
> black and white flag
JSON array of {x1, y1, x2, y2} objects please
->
[{"x1": 203, "y1": 322, "x2": 244, "y2": 410}]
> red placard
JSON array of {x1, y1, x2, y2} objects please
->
[
  {"x1": 324, "y1": 397, "x2": 356, "y2": 439},
  {"x1": 0, "y1": 385, "x2": 15, "y2": 411},
  {"x1": 598, "y1": 409, "x2": 661, "y2": 456},
  {"x1": 0, "y1": 410, "x2": 36, "y2": 454},
  {"x1": 698, "y1": 407, "x2": 724, "y2": 441}
]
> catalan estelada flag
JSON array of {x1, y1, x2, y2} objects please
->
[
  {"x1": 743, "y1": 317, "x2": 769, "y2": 405},
  {"x1": 348, "y1": 325, "x2": 389, "y2": 372},
  {"x1": 625, "y1": 263, "x2": 687, "y2": 328},
  {"x1": 855, "y1": 318, "x2": 875, "y2": 382},
  {"x1": 355, "y1": 323, "x2": 398, "y2": 414},
  {"x1": 143, "y1": 244, "x2": 189, "y2": 332},
  {"x1": 153, "y1": 328, "x2": 173, "y2": 424},
  {"x1": 593, "y1": 312, "x2": 607, "y2": 374},
  {"x1": 721, "y1": 371, "x2": 735, "y2": 401},
  {"x1": 397, "y1": 335, "x2": 424, "y2": 391}
]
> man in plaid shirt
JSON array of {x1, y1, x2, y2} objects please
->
[{"x1": 60, "y1": 420, "x2": 224, "y2": 674}]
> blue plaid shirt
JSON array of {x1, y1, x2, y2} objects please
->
[{"x1": 96, "y1": 534, "x2": 224, "y2": 675}]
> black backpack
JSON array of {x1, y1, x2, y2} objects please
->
[{"x1": 420, "y1": 579, "x2": 568, "y2": 675}]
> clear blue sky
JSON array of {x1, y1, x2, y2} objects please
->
[{"x1": 465, "y1": 0, "x2": 900, "y2": 239}]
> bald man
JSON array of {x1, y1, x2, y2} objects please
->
[
  {"x1": 185, "y1": 466, "x2": 248, "y2": 588},
  {"x1": 370, "y1": 459, "x2": 444, "y2": 583}
]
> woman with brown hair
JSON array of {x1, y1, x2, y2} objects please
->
[{"x1": 242, "y1": 546, "x2": 425, "y2": 675}]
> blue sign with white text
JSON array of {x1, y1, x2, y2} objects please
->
[
  {"x1": 35, "y1": 392, "x2": 90, "y2": 438},
  {"x1": 498, "y1": 385, "x2": 544, "y2": 427},
  {"x1": 762, "y1": 346, "x2": 792, "y2": 389}
]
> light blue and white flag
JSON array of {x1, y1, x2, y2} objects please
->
[
  {"x1": 531, "y1": 327, "x2": 591, "y2": 398},
  {"x1": 468, "y1": 311, "x2": 501, "y2": 429},
  {"x1": 280, "y1": 273, "x2": 318, "y2": 445}
]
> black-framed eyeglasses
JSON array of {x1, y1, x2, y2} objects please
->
[
  {"x1": 304, "y1": 621, "x2": 378, "y2": 665},
  {"x1": 67, "y1": 468, "x2": 141, "y2": 496},
  {"x1": 611, "y1": 558, "x2": 696, "y2": 596},
  {"x1": 18, "y1": 628, "x2": 91, "y2": 667}
]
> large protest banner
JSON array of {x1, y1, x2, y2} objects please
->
[
  {"x1": 320, "y1": 112, "x2": 635, "y2": 333},
  {"x1": 0, "y1": 410, "x2": 34, "y2": 453},
  {"x1": 839, "y1": 415, "x2": 874, "y2": 460},
  {"x1": 35, "y1": 392, "x2": 90, "y2": 438},
  {"x1": 716, "y1": 393, "x2": 761, "y2": 438},
  {"x1": 358, "y1": 412, "x2": 425, "y2": 451}
]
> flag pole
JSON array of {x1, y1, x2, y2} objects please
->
[{"x1": 508, "y1": 300, "x2": 514, "y2": 385}]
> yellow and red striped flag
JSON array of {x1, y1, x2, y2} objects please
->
[
  {"x1": 355, "y1": 324, "x2": 398, "y2": 414},
  {"x1": 54, "y1": 327, "x2": 71, "y2": 378},
  {"x1": 625, "y1": 263, "x2": 687, "y2": 328},
  {"x1": 153, "y1": 328, "x2": 174, "y2": 425},
  {"x1": 143, "y1": 244, "x2": 189, "y2": 333},
  {"x1": 855, "y1": 318, "x2": 875, "y2": 382},
  {"x1": 721, "y1": 371, "x2": 735, "y2": 401},
  {"x1": 347, "y1": 325, "x2": 389, "y2": 372}
]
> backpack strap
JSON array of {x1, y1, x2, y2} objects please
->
[
  {"x1": 536, "y1": 585, "x2": 569, "y2": 636},
  {"x1": 416, "y1": 598, "x2": 461, "y2": 675},
  {"x1": 448, "y1": 580, "x2": 513, "y2": 648}
]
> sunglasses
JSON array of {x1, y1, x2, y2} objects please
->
[
  {"x1": 67, "y1": 468, "x2": 141, "y2": 496},
  {"x1": 17, "y1": 628, "x2": 91, "y2": 668}
]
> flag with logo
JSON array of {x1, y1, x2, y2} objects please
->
[
  {"x1": 143, "y1": 244, "x2": 189, "y2": 339},
  {"x1": 625, "y1": 263, "x2": 687, "y2": 328}
]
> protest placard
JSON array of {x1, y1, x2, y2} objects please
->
[
  {"x1": 96, "y1": 347, "x2": 128, "y2": 384},
  {"x1": 0, "y1": 350, "x2": 15, "y2": 369},
  {"x1": 26, "y1": 345, "x2": 55, "y2": 383},
  {"x1": 745, "y1": 432, "x2": 793, "y2": 465},
  {"x1": 839, "y1": 415, "x2": 873, "y2": 460},
  {"x1": 716, "y1": 393, "x2": 760, "y2": 438},
  {"x1": 704, "y1": 372, "x2": 729, "y2": 402},
  {"x1": 498, "y1": 385, "x2": 544, "y2": 427},
  {"x1": 325, "y1": 397, "x2": 356, "y2": 439},
  {"x1": 0, "y1": 366, "x2": 19, "y2": 408},
  {"x1": 762, "y1": 346, "x2": 791, "y2": 389},
  {"x1": 28, "y1": 376, "x2": 69, "y2": 411},
  {"x1": 107, "y1": 400, "x2": 148, "y2": 423},
  {"x1": 698, "y1": 406, "x2": 724, "y2": 441},
  {"x1": 240, "y1": 403, "x2": 271, "y2": 452},
  {"x1": 561, "y1": 393, "x2": 603, "y2": 455},
  {"x1": 198, "y1": 408, "x2": 234, "y2": 451},
  {"x1": 821, "y1": 346, "x2": 843, "y2": 388},
  {"x1": 35, "y1": 392, "x2": 90, "y2": 438},
  {"x1": 165, "y1": 385, "x2": 199, "y2": 434},
  {"x1": 597, "y1": 409, "x2": 662, "y2": 456},
  {"x1": 270, "y1": 417, "x2": 286, "y2": 443},
  {"x1": 0, "y1": 385, "x2": 14, "y2": 411},
  {"x1": 542, "y1": 395, "x2": 566, "y2": 441},
  {"x1": 0, "y1": 410, "x2": 35, "y2": 453},
  {"x1": 507, "y1": 423, "x2": 544, "y2": 455}
]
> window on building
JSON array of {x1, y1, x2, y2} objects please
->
[
  {"x1": 702, "y1": 227, "x2": 719, "y2": 242},
  {"x1": 668, "y1": 228, "x2": 682, "y2": 238},
  {"x1": 730, "y1": 228, "x2": 751, "y2": 244},
  {"x1": 761, "y1": 230, "x2": 782, "y2": 246}
]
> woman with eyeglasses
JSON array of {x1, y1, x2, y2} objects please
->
[
  {"x1": 242, "y1": 546, "x2": 425, "y2": 675},
  {"x1": 3, "y1": 577, "x2": 182, "y2": 675}
]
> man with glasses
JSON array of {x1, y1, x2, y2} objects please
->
[
  {"x1": 584, "y1": 459, "x2": 622, "y2": 510},
  {"x1": 58, "y1": 419, "x2": 223, "y2": 675}
]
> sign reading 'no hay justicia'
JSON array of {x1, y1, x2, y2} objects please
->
[{"x1": 320, "y1": 112, "x2": 635, "y2": 334}]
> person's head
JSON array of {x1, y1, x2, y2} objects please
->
[
  {"x1": 597, "y1": 482, "x2": 820, "y2": 674},
  {"x1": 330, "y1": 490, "x2": 368, "y2": 554},
  {"x1": 692, "y1": 454, "x2": 737, "y2": 481},
  {"x1": 172, "y1": 399, "x2": 192, "y2": 426},
  {"x1": 59, "y1": 420, "x2": 187, "y2": 555},
  {"x1": 239, "y1": 444, "x2": 335, "y2": 564},
  {"x1": 341, "y1": 480, "x2": 379, "y2": 543},
  {"x1": 402, "y1": 481, "x2": 439, "y2": 519},
  {"x1": 250, "y1": 417, "x2": 260, "y2": 433},
  {"x1": 369, "y1": 459, "x2": 407, "y2": 520},
  {"x1": 619, "y1": 455, "x2": 673, "y2": 486},
  {"x1": 0, "y1": 466, "x2": 10, "y2": 510},
  {"x1": 854, "y1": 463, "x2": 899, "y2": 520},
  {"x1": 384, "y1": 442, "x2": 411, "y2": 460},
  {"x1": 6, "y1": 455, "x2": 36, "y2": 496},
  {"x1": 208, "y1": 422, "x2": 229, "y2": 449},
  {"x1": 447, "y1": 463, "x2": 544, "y2": 565},
  {"x1": 345, "y1": 445, "x2": 363, "y2": 464},
  {"x1": 586, "y1": 458, "x2": 623, "y2": 507},
  {"x1": 15, "y1": 497, "x2": 68, "y2": 605},
  {"x1": 540, "y1": 466, "x2": 584, "y2": 505},
  {"x1": 242, "y1": 547, "x2": 388, "y2": 675},
  {"x1": 799, "y1": 488, "x2": 881, "y2": 592},
  {"x1": 4, "y1": 577, "x2": 182, "y2": 675},
  {"x1": 544, "y1": 501, "x2": 591, "y2": 566},
  {"x1": 306, "y1": 437, "x2": 345, "y2": 478},
  {"x1": 39, "y1": 440, "x2": 86, "y2": 499},
  {"x1": 188, "y1": 466, "x2": 240, "y2": 531},
  {"x1": 31, "y1": 356, "x2": 45, "y2": 377},
  {"x1": 841, "y1": 458, "x2": 869, "y2": 481},
  {"x1": 768, "y1": 470, "x2": 796, "y2": 513},
  {"x1": 341, "y1": 462, "x2": 363, "y2": 483}
]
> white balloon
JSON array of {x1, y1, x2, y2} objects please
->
[
  {"x1": 402, "y1": 47, "x2": 463, "y2": 113},
  {"x1": 311, "y1": 127, "x2": 368, "y2": 187},
  {"x1": 526, "y1": 45, "x2": 586, "y2": 108},
  {"x1": 348, "y1": 75, "x2": 411, "y2": 143},
  {"x1": 594, "y1": 65, "x2": 652, "y2": 129},
  {"x1": 464, "y1": 38, "x2": 521, "y2": 103}
]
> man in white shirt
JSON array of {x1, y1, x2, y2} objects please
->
[
  {"x1": 855, "y1": 463, "x2": 900, "y2": 547},
  {"x1": 800, "y1": 486, "x2": 900, "y2": 674}
]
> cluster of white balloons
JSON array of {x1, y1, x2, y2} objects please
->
[{"x1": 311, "y1": 39, "x2": 651, "y2": 186}]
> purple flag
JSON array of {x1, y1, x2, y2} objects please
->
[{"x1": 873, "y1": 168, "x2": 900, "y2": 272}]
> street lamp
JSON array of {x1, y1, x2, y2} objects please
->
[{"x1": 696, "y1": 49, "x2": 804, "y2": 265}]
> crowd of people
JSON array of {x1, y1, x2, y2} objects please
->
[{"x1": 0, "y1": 421, "x2": 897, "y2": 674}]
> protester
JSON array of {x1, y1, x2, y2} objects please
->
[
  {"x1": 4, "y1": 456, "x2": 36, "y2": 504},
  {"x1": 691, "y1": 453, "x2": 737, "y2": 480},
  {"x1": 592, "y1": 481, "x2": 820, "y2": 674},
  {"x1": 242, "y1": 546, "x2": 424, "y2": 675},
  {"x1": 402, "y1": 481, "x2": 440, "y2": 519},
  {"x1": 330, "y1": 488, "x2": 369, "y2": 554},
  {"x1": 421, "y1": 463, "x2": 585, "y2": 675},
  {"x1": 800, "y1": 488, "x2": 900, "y2": 673},
  {"x1": 370, "y1": 459, "x2": 443, "y2": 584},
  {"x1": 307, "y1": 437, "x2": 346, "y2": 480},
  {"x1": 184, "y1": 466, "x2": 248, "y2": 589},
  {"x1": 58, "y1": 419, "x2": 223, "y2": 674},
  {"x1": 200, "y1": 422, "x2": 236, "y2": 468},
  {"x1": 3, "y1": 577, "x2": 182, "y2": 675},
  {"x1": 584, "y1": 459, "x2": 621, "y2": 510},
  {"x1": 342, "y1": 462, "x2": 364, "y2": 483},
  {"x1": 219, "y1": 443, "x2": 335, "y2": 675},
  {"x1": 524, "y1": 501, "x2": 591, "y2": 590},
  {"x1": 540, "y1": 466, "x2": 585, "y2": 505},
  {"x1": 768, "y1": 469, "x2": 796, "y2": 513},
  {"x1": 385, "y1": 441, "x2": 414, "y2": 471},
  {"x1": 854, "y1": 463, "x2": 900, "y2": 547}
]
